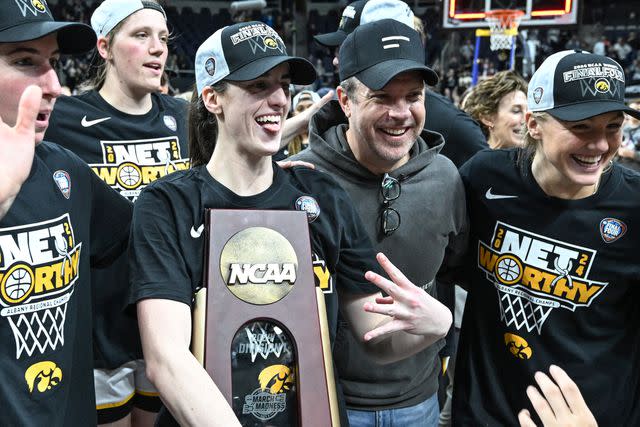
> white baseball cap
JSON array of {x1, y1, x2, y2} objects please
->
[{"x1": 91, "y1": 0, "x2": 166, "y2": 37}]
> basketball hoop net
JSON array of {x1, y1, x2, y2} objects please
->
[{"x1": 485, "y1": 9, "x2": 524, "y2": 51}]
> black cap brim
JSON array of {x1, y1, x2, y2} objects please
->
[
  {"x1": 547, "y1": 100, "x2": 640, "y2": 121},
  {"x1": 354, "y1": 59, "x2": 439, "y2": 90},
  {"x1": 0, "y1": 21, "x2": 95, "y2": 54},
  {"x1": 226, "y1": 55, "x2": 317, "y2": 86},
  {"x1": 313, "y1": 30, "x2": 348, "y2": 48}
]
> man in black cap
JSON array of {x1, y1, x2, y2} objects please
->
[
  {"x1": 313, "y1": 0, "x2": 488, "y2": 168},
  {"x1": 0, "y1": 0, "x2": 131, "y2": 424},
  {"x1": 293, "y1": 18, "x2": 468, "y2": 426}
]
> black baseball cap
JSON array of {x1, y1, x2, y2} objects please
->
[
  {"x1": 314, "y1": 0, "x2": 368, "y2": 47},
  {"x1": 195, "y1": 21, "x2": 316, "y2": 95},
  {"x1": 528, "y1": 49, "x2": 640, "y2": 121},
  {"x1": 0, "y1": 0, "x2": 95, "y2": 54},
  {"x1": 339, "y1": 19, "x2": 438, "y2": 90}
]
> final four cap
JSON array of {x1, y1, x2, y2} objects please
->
[
  {"x1": 528, "y1": 49, "x2": 640, "y2": 121},
  {"x1": 314, "y1": 0, "x2": 367, "y2": 47},
  {"x1": 0, "y1": 0, "x2": 95, "y2": 54},
  {"x1": 91, "y1": 0, "x2": 166, "y2": 38},
  {"x1": 339, "y1": 19, "x2": 438, "y2": 90},
  {"x1": 195, "y1": 21, "x2": 316, "y2": 96}
]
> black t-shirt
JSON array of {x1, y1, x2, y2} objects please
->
[
  {"x1": 127, "y1": 164, "x2": 381, "y2": 425},
  {"x1": 0, "y1": 142, "x2": 131, "y2": 426},
  {"x1": 454, "y1": 149, "x2": 640, "y2": 426},
  {"x1": 45, "y1": 90, "x2": 189, "y2": 367}
]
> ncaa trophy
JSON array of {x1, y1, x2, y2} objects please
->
[{"x1": 191, "y1": 209, "x2": 339, "y2": 426}]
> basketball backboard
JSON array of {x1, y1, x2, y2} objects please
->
[{"x1": 442, "y1": 0, "x2": 579, "y2": 28}]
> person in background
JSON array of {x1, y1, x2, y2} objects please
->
[
  {"x1": 616, "y1": 99, "x2": 640, "y2": 171},
  {"x1": 462, "y1": 70, "x2": 528, "y2": 150},
  {"x1": 45, "y1": 0, "x2": 189, "y2": 424},
  {"x1": 285, "y1": 89, "x2": 320, "y2": 156}
]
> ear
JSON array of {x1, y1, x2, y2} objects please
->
[
  {"x1": 202, "y1": 86, "x2": 223, "y2": 115},
  {"x1": 96, "y1": 36, "x2": 110, "y2": 60},
  {"x1": 526, "y1": 111, "x2": 541, "y2": 139},
  {"x1": 479, "y1": 114, "x2": 494, "y2": 129},
  {"x1": 336, "y1": 85, "x2": 351, "y2": 118}
]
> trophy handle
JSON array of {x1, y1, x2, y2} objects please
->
[
  {"x1": 316, "y1": 288, "x2": 341, "y2": 427},
  {"x1": 191, "y1": 287, "x2": 207, "y2": 365}
]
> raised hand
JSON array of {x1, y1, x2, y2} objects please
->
[
  {"x1": 518, "y1": 365, "x2": 597, "y2": 427},
  {"x1": 362, "y1": 252, "x2": 452, "y2": 342},
  {"x1": 0, "y1": 85, "x2": 42, "y2": 218}
]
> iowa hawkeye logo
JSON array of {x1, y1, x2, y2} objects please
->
[
  {"x1": 0, "y1": 214, "x2": 81, "y2": 359},
  {"x1": 92, "y1": 136, "x2": 189, "y2": 201},
  {"x1": 479, "y1": 222, "x2": 607, "y2": 334}
]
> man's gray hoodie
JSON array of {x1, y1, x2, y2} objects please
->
[{"x1": 292, "y1": 101, "x2": 469, "y2": 410}]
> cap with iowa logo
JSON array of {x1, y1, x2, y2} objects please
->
[
  {"x1": 0, "y1": 0, "x2": 95, "y2": 54},
  {"x1": 528, "y1": 49, "x2": 640, "y2": 121},
  {"x1": 195, "y1": 21, "x2": 316, "y2": 95}
]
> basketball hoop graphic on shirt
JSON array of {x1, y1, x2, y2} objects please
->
[
  {"x1": 477, "y1": 222, "x2": 608, "y2": 334},
  {"x1": 0, "y1": 214, "x2": 82, "y2": 359}
]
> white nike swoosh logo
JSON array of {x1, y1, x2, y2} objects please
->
[
  {"x1": 485, "y1": 188, "x2": 518, "y2": 200},
  {"x1": 81, "y1": 116, "x2": 111, "y2": 127},
  {"x1": 190, "y1": 224, "x2": 204, "y2": 238}
]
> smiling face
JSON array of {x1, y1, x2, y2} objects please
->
[
  {"x1": 528, "y1": 111, "x2": 625, "y2": 199},
  {"x1": 208, "y1": 63, "x2": 291, "y2": 159},
  {"x1": 485, "y1": 90, "x2": 527, "y2": 149},
  {"x1": 339, "y1": 71, "x2": 425, "y2": 174},
  {"x1": 100, "y1": 8, "x2": 168, "y2": 97},
  {"x1": 0, "y1": 34, "x2": 61, "y2": 144}
]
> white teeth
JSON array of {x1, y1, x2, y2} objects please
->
[
  {"x1": 256, "y1": 115, "x2": 280, "y2": 124},
  {"x1": 383, "y1": 128, "x2": 405, "y2": 135},
  {"x1": 574, "y1": 155, "x2": 601, "y2": 164}
]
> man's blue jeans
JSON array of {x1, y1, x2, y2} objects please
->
[{"x1": 347, "y1": 393, "x2": 440, "y2": 427}]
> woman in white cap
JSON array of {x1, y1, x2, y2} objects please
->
[
  {"x1": 127, "y1": 21, "x2": 452, "y2": 426},
  {"x1": 44, "y1": 0, "x2": 188, "y2": 425},
  {"x1": 453, "y1": 50, "x2": 640, "y2": 426}
]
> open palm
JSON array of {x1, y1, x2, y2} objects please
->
[{"x1": 0, "y1": 85, "x2": 41, "y2": 218}]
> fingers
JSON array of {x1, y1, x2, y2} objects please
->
[
  {"x1": 526, "y1": 383, "x2": 557, "y2": 425},
  {"x1": 517, "y1": 409, "x2": 537, "y2": 427},
  {"x1": 374, "y1": 252, "x2": 412, "y2": 290},
  {"x1": 534, "y1": 370, "x2": 571, "y2": 420},
  {"x1": 14, "y1": 85, "x2": 42, "y2": 136},
  {"x1": 363, "y1": 319, "x2": 405, "y2": 341},
  {"x1": 313, "y1": 90, "x2": 334, "y2": 112},
  {"x1": 375, "y1": 296, "x2": 394, "y2": 304},
  {"x1": 276, "y1": 160, "x2": 316, "y2": 170},
  {"x1": 289, "y1": 160, "x2": 315, "y2": 169},
  {"x1": 547, "y1": 365, "x2": 587, "y2": 412},
  {"x1": 548, "y1": 365, "x2": 596, "y2": 424},
  {"x1": 364, "y1": 269, "x2": 398, "y2": 296}
]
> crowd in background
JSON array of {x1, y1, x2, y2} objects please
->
[{"x1": 50, "y1": 1, "x2": 640, "y2": 110}]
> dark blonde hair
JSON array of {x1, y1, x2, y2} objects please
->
[
  {"x1": 462, "y1": 70, "x2": 528, "y2": 138},
  {"x1": 517, "y1": 111, "x2": 548, "y2": 171},
  {"x1": 188, "y1": 82, "x2": 229, "y2": 167}
]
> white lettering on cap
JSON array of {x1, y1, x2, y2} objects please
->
[{"x1": 343, "y1": 5, "x2": 356, "y2": 19}]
